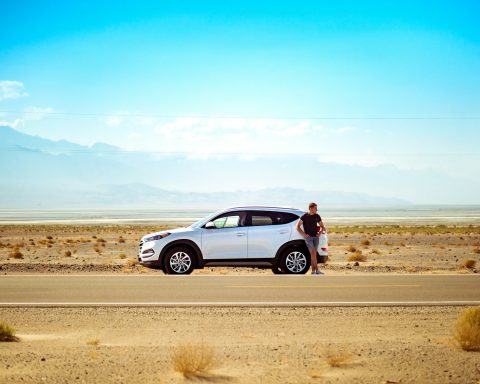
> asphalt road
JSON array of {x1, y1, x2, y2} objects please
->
[{"x1": 1, "y1": 274, "x2": 479, "y2": 306}]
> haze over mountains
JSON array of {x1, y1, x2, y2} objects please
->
[{"x1": 1, "y1": 125, "x2": 479, "y2": 208}]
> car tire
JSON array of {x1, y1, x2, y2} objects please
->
[
  {"x1": 280, "y1": 247, "x2": 310, "y2": 274},
  {"x1": 271, "y1": 266, "x2": 284, "y2": 274},
  {"x1": 317, "y1": 255, "x2": 328, "y2": 264},
  {"x1": 164, "y1": 246, "x2": 195, "y2": 275}
]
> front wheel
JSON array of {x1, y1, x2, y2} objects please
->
[
  {"x1": 164, "y1": 247, "x2": 195, "y2": 275},
  {"x1": 280, "y1": 248, "x2": 310, "y2": 274},
  {"x1": 271, "y1": 266, "x2": 284, "y2": 274}
]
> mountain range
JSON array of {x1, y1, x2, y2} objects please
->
[{"x1": 1, "y1": 125, "x2": 479, "y2": 208}]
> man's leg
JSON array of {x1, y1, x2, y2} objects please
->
[{"x1": 310, "y1": 246, "x2": 318, "y2": 272}]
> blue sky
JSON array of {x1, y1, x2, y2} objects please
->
[{"x1": 1, "y1": 0, "x2": 480, "y2": 180}]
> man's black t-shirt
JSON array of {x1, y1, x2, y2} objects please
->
[{"x1": 300, "y1": 213, "x2": 322, "y2": 236}]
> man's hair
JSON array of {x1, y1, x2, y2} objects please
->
[{"x1": 308, "y1": 202, "x2": 317, "y2": 209}]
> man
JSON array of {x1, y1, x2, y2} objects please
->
[{"x1": 296, "y1": 202, "x2": 325, "y2": 275}]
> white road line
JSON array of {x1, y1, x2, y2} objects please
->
[
  {"x1": 1, "y1": 274, "x2": 479, "y2": 277},
  {"x1": 1, "y1": 301, "x2": 480, "y2": 307}
]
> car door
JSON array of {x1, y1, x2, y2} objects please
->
[
  {"x1": 200, "y1": 210, "x2": 248, "y2": 259},
  {"x1": 246, "y1": 210, "x2": 294, "y2": 259}
]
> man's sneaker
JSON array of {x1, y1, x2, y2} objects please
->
[{"x1": 315, "y1": 270, "x2": 324, "y2": 275}]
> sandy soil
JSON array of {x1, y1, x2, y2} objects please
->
[
  {"x1": 0, "y1": 224, "x2": 479, "y2": 274},
  {"x1": 1, "y1": 306, "x2": 479, "y2": 383}
]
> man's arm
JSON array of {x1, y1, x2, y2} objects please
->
[
  {"x1": 296, "y1": 219, "x2": 309, "y2": 238},
  {"x1": 317, "y1": 219, "x2": 326, "y2": 235}
]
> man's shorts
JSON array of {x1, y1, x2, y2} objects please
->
[{"x1": 305, "y1": 236, "x2": 319, "y2": 252}]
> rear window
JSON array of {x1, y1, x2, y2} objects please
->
[{"x1": 249, "y1": 211, "x2": 299, "y2": 226}]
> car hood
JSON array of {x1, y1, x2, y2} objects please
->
[{"x1": 142, "y1": 226, "x2": 194, "y2": 240}]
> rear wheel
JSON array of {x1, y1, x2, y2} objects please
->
[
  {"x1": 164, "y1": 247, "x2": 195, "y2": 275},
  {"x1": 280, "y1": 248, "x2": 310, "y2": 274}
]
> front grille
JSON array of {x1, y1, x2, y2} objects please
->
[{"x1": 138, "y1": 240, "x2": 144, "y2": 255}]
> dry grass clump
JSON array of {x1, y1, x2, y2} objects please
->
[
  {"x1": 171, "y1": 342, "x2": 220, "y2": 379},
  {"x1": 361, "y1": 239, "x2": 370, "y2": 246},
  {"x1": 371, "y1": 249, "x2": 381, "y2": 255},
  {"x1": 473, "y1": 248, "x2": 480, "y2": 254},
  {"x1": 346, "y1": 245, "x2": 357, "y2": 253},
  {"x1": 462, "y1": 259, "x2": 476, "y2": 269},
  {"x1": 86, "y1": 338, "x2": 100, "y2": 346},
  {"x1": 126, "y1": 258, "x2": 138, "y2": 267},
  {"x1": 320, "y1": 347, "x2": 353, "y2": 367},
  {"x1": 119, "y1": 253, "x2": 127, "y2": 259},
  {"x1": 9, "y1": 248, "x2": 23, "y2": 259},
  {"x1": 118, "y1": 236, "x2": 126, "y2": 243},
  {"x1": 347, "y1": 250, "x2": 367, "y2": 262},
  {"x1": 64, "y1": 250, "x2": 72, "y2": 257},
  {"x1": 453, "y1": 306, "x2": 480, "y2": 351},
  {"x1": 0, "y1": 320, "x2": 19, "y2": 342}
]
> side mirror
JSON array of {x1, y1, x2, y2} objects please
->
[{"x1": 205, "y1": 221, "x2": 216, "y2": 229}]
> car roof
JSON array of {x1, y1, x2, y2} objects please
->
[{"x1": 222, "y1": 205, "x2": 305, "y2": 213}]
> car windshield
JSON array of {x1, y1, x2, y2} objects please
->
[{"x1": 188, "y1": 209, "x2": 222, "y2": 228}]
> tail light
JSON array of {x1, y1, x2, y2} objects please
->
[{"x1": 321, "y1": 247, "x2": 328, "y2": 252}]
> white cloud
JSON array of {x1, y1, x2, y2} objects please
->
[
  {"x1": 104, "y1": 115, "x2": 124, "y2": 127},
  {"x1": 128, "y1": 132, "x2": 142, "y2": 139},
  {"x1": 153, "y1": 117, "x2": 325, "y2": 138},
  {"x1": 24, "y1": 107, "x2": 54, "y2": 121},
  {"x1": 0, "y1": 118, "x2": 23, "y2": 128},
  {"x1": 337, "y1": 126, "x2": 357, "y2": 133},
  {"x1": 0, "y1": 80, "x2": 29, "y2": 101}
]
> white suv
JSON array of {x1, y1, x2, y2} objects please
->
[{"x1": 138, "y1": 206, "x2": 328, "y2": 275}]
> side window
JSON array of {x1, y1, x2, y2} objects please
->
[
  {"x1": 251, "y1": 214, "x2": 273, "y2": 226},
  {"x1": 249, "y1": 211, "x2": 299, "y2": 226},
  {"x1": 210, "y1": 211, "x2": 245, "y2": 228},
  {"x1": 276, "y1": 212, "x2": 299, "y2": 224}
]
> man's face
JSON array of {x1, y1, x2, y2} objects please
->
[{"x1": 309, "y1": 206, "x2": 317, "y2": 214}]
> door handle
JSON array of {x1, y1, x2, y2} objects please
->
[
  {"x1": 279, "y1": 230, "x2": 289, "y2": 234},
  {"x1": 236, "y1": 232, "x2": 246, "y2": 237}
]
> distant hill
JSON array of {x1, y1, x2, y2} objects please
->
[{"x1": 1, "y1": 125, "x2": 479, "y2": 207}]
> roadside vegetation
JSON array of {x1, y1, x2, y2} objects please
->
[
  {"x1": 0, "y1": 320, "x2": 19, "y2": 342},
  {"x1": 171, "y1": 342, "x2": 222, "y2": 380},
  {"x1": 454, "y1": 306, "x2": 480, "y2": 351}
]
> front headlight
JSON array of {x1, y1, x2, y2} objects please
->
[{"x1": 144, "y1": 232, "x2": 171, "y2": 242}]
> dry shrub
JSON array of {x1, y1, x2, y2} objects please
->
[
  {"x1": 0, "y1": 320, "x2": 19, "y2": 342},
  {"x1": 119, "y1": 253, "x2": 127, "y2": 259},
  {"x1": 454, "y1": 306, "x2": 480, "y2": 351},
  {"x1": 462, "y1": 259, "x2": 476, "y2": 269},
  {"x1": 46, "y1": 235, "x2": 53, "y2": 240},
  {"x1": 473, "y1": 248, "x2": 480, "y2": 255},
  {"x1": 346, "y1": 245, "x2": 357, "y2": 253},
  {"x1": 371, "y1": 249, "x2": 381, "y2": 255},
  {"x1": 118, "y1": 236, "x2": 126, "y2": 243},
  {"x1": 64, "y1": 250, "x2": 72, "y2": 257},
  {"x1": 86, "y1": 338, "x2": 100, "y2": 346},
  {"x1": 361, "y1": 239, "x2": 370, "y2": 246},
  {"x1": 347, "y1": 251, "x2": 367, "y2": 262},
  {"x1": 321, "y1": 347, "x2": 353, "y2": 367},
  {"x1": 126, "y1": 259, "x2": 138, "y2": 267},
  {"x1": 171, "y1": 342, "x2": 220, "y2": 379},
  {"x1": 9, "y1": 248, "x2": 23, "y2": 259}
]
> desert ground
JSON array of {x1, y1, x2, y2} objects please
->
[
  {"x1": 0, "y1": 224, "x2": 479, "y2": 274},
  {"x1": 1, "y1": 306, "x2": 480, "y2": 384},
  {"x1": 1, "y1": 224, "x2": 480, "y2": 383}
]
